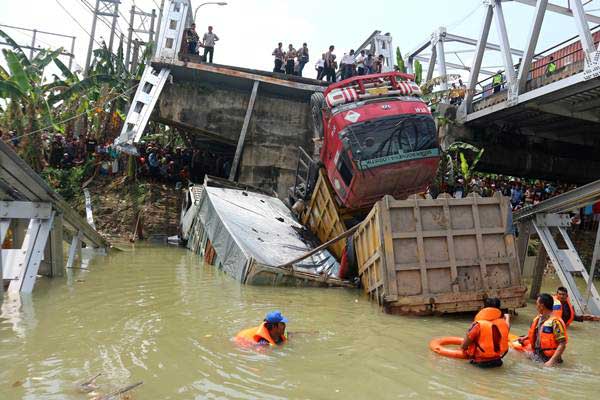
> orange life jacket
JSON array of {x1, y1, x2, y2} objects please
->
[
  {"x1": 527, "y1": 315, "x2": 568, "y2": 358},
  {"x1": 552, "y1": 295, "x2": 575, "y2": 327},
  {"x1": 235, "y1": 322, "x2": 287, "y2": 346},
  {"x1": 467, "y1": 307, "x2": 509, "y2": 362}
]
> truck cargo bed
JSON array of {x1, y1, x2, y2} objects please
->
[{"x1": 354, "y1": 192, "x2": 527, "y2": 314}]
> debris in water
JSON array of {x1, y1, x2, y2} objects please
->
[
  {"x1": 11, "y1": 380, "x2": 23, "y2": 387},
  {"x1": 77, "y1": 373, "x2": 101, "y2": 393}
]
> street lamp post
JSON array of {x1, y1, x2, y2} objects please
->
[{"x1": 193, "y1": 2, "x2": 227, "y2": 23}]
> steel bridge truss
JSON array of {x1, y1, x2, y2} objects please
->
[
  {"x1": 406, "y1": 26, "x2": 526, "y2": 91},
  {"x1": 0, "y1": 141, "x2": 108, "y2": 294},
  {"x1": 515, "y1": 179, "x2": 600, "y2": 315},
  {"x1": 115, "y1": 0, "x2": 190, "y2": 153},
  {"x1": 456, "y1": 0, "x2": 600, "y2": 119}
]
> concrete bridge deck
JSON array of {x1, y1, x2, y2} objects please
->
[{"x1": 150, "y1": 58, "x2": 327, "y2": 198}]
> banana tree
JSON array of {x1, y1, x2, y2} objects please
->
[
  {"x1": 0, "y1": 29, "x2": 117, "y2": 170},
  {"x1": 431, "y1": 141, "x2": 484, "y2": 196}
]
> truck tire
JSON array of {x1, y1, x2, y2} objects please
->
[{"x1": 310, "y1": 92, "x2": 325, "y2": 139}]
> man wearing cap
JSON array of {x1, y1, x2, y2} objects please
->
[{"x1": 235, "y1": 311, "x2": 288, "y2": 346}]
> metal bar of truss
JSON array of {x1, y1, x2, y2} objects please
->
[
  {"x1": 507, "y1": 0, "x2": 600, "y2": 24},
  {"x1": 414, "y1": 55, "x2": 497, "y2": 76},
  {"x1": 426, "y1": 46, "x2": 437, "y2": 82},
  {"x1": 571, "y1": 0, "x2": 597, "y2": 55},
  {"x1": 514, "y1": 178, "x2": 600, "y2": 222},
  {"x1": 493, "y1": 0, "x2": 517, "y2": 87},
  {"x1": 445, "y1": 33, "x2": 525, "y2": 56},
  {"x1": 517, "y1": 0, "x2": 548, "y2": 94},
  {"x1": 463, "y1": 3, "x2": 494, "y2": 113},
  {"x1": 436, "y1": 39, "x2": 448, "y2": 90}
]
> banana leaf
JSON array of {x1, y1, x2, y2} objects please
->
[
  {"x1": 0, "y1": 80, "x2": 27, "y2": 99},
  {"x1": 47, "y1": 74, "x2": 118, "y2": 104},
  {"x1": 3, "y1": 49, "x2": 32, "y2": 92},
  {"x1": 0, "y1": 29, "x2": 30, "y2": 66}
]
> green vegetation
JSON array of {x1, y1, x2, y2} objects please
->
[
  {"x1": 41, "y1": 164, "x2": 87, "y2": 201},
  {"x1": 395, "y1": 47, "x2": 406, "y2": 73},
  {"x1": 432, "y1": 141, "x2": 484, "y2": 194},
  {"x1": 0, "y1": 29, "x2": 150, "y2": 172}
]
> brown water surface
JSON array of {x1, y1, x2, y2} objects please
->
[{"x1": 1, "y1": 245, "x2": 599, "y2": 399}]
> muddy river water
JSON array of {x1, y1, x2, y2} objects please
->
[{"x1": 1, "y1": 245, "x2": 599, "y2": 399}]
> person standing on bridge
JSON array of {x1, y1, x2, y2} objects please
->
[
  {"x1": 356, "y1": 50, "x2": 366, "y2": 76},
  {"x1": 285, "y1": 44, "x2": 297, "y2": 75},
  {"x1": 340, "y1": 50, "x2": 355, "y2": 80},
  {"x1": 324, "y1": 45, "x2": 337, "y2": 82},
  {"x1": 492, "y1": 70, "x2": 503, "y2": 94},
  {"x1": 297, "y1": 43, "x2": 309, "y2": 77},
  {"x1": 546, "y1": 56, "x2": 557, "y2": 76},
  {"x1": 185, "y1": 23, "x2": 200, "y2": 55},
  {"x1": 202, "y1": 26, "x2": 219, "y2": 63},
  {"x1": 272, "y1": 42, "x2": 285, "y2": 73}
]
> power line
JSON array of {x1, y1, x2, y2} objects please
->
[
  {"x1": 55, "y1": 0, "x2": 103, "y2": 48},
  {"x1": 447, "y1": 1, "x2": 482, "y2": 30}
]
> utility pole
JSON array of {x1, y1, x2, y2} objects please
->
[
  {"x1": 108, "y1": 1, "x2": 120, "y2": 53},
  {"x1": 29, "y1": 29, "x2": 37, "y2": 59},
  {"x1": 125, "y1": 6, "x2": 158, "y2": 73},
  {"x1": 84, "y1": 0, "x2": 121, "y2": 76}
]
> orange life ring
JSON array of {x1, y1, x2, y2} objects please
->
[{"x1": 429, "y1": 336, "x2": 468, "y2": 359}]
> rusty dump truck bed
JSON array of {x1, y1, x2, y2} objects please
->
[{"x1": 353, "y1": 193, "x2": 527, "y2": 314}]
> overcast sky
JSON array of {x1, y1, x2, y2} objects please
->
[{"x1": 1, "y1": 0, "x2": 599, "y2": 81}]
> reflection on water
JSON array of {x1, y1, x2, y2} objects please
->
[{"x1": 1, "y1": 244, "x2": 599, "y2": 399}]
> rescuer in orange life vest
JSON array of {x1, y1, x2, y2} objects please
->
[
  {"x1": 519, "y1": 293, "x2": 568, "y2": 367},
  {"x1": 235, "y1": 311, "x2": 288, "y2": 346},
  {"x1": 461, "y1": 297, "x2": 510, "y2": 368},
  {"x1": 553, "y1": 286, "x2": 600, "y2": 327}
]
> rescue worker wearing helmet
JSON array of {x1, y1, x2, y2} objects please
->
[
  {"x1": 519, "y1": 293, "x2": 567, "y2": 367},
  {"x1": 235, "y1": 311, "x2": 288, "y2": 346},
  {"x1": 553, "y1": 286, "x2": 600, "y2": 327},
  {"x1": 461, "y1": 297, "x2": 510, "y2": 368}
]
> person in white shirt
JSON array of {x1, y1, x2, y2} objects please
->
[
  {"x1": 315, "y1": 56, "x2": 325, "y2": 80},
  {"x1": 355, "y1": 50, "x2": 366, "y2": 75},
  {"x1": 202, "y1": 26, "x2": 219, "y2": 63},
  {"x1": 340, "y1": 49, "x2": 356, "y2": 80}
]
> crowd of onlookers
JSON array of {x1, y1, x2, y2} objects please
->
[
  {"x1": 136, "y1": 141, "x2": 231, "y2": 184},
  {"x1": 431, "y1": 175, "x2": 577, "y2": 211},
  {"x1": 0, "y1": 128, "x2": 231, "y2": 185},
  {"x1": 272, "y1": 43, "x2": 388, "y2": 81}
]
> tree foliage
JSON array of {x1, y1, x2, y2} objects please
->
[
  {"x1": 395, "y1": 47, "x2": 406, "y2": 73},
  {"x1": 0, "y1": 29, "x2": 147, "y2": 171}
]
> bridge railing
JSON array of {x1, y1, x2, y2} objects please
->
[{"x1": 472, "y1": 25, "x2": 600, "y2": 104}]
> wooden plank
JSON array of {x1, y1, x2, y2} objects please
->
[
  {"x1": 471, "y1": 194, "x2": 490, "y2": 290},
  {"x1": 391, "y1": 227, "x2": 506, "y2": 239},
  {"x1": 229, "y1": 80, "x2": 260, "y2": 181},
  {"x1": 442, "y1": 196, "x2": 459, "y2": 293},
  {"x1": 413, "y1": 196, "x2": 430, "y2": 296},
  {"x1": 380, "y1": 199, "x2": 398, "y2": 301}
]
